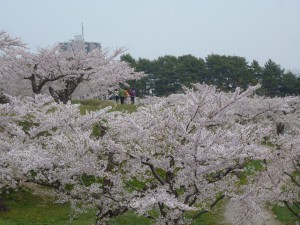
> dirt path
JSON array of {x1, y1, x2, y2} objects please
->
[{"x1": 223, "y1": 199, "x2": 282, "y2": 225}]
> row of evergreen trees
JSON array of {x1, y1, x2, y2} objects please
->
[{"x1": 121, "y1": 54, "x2": 300, "y2": 97}]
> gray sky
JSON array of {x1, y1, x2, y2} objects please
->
[{"x1": 1, "y1": 0, "x2": 299, "y2": 72}]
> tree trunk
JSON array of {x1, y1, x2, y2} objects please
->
[
  {"x1": 49, "y1": 76, "x2": 84, "y2": 104},
  {"x1": 0, "y1": 197, "x2": 10, "y2": 211}
]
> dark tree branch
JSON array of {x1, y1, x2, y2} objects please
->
[
  {"x1": 284, "y1": 201, "x2": 300, "y2": 219},
  {"x1": 192, "y1": 194, "x2": 225, "y2": 220},
  {"x1": 49, "y1": 75, "x2": 84, "y2": 104},
  {"x1": 141, "y1": 161, "x2": 166, "y2": 185},
  {"x1": 124, "y1": 182, "x2": 145, "y2": 193},
  {"x1": 96, "y1": 206, "x2": 128, "y2": 221},
  {"x1": 158, "y1": 202, "x2": 166, "y2": 217},
  {"x1": 284, "y1": 172, "x2": 300, "y2": 187},
  {"x1": 184, "y1": 189, "x2": 199, "y2": 205},
  {"x1": 186, "y1": 104, "x2": 201, "y2": 132},
  {"x1": 208, "y1": 160, "x2": 250, "y2": 184}
]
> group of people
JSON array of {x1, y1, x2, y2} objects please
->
[{"x1": 114, "y1": 87, "x2": 136, "y2": 104}]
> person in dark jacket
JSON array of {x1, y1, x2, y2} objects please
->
[
  {"x1": 129, "y1": 88, "x2": 136, "y2": 104},
  {"x1": 114, "y1": 88, "x2": 119, "y2": 103}
]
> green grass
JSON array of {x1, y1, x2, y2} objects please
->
[
  {"x1": 72, "y1": 99, "x2": 137, "y2": 115},
  {"x1": 108, "y1": 103, "x2": 137, "y2": 114},
  {"x1": 108, "y1": 211, "x2": 152, "y2": 225},
  {"x1": 188, "y1": 200, "x2": 229, "y2": 225},
  {"x1": 272, "y1": 203, "x2": 300, "y2": 224},
  {"x1": 0, "y1": 186, "x2": 227, "y2": 225},
  {"x1": 237, "y1": 160, "x2": 265, "y2": 185},
  {"x1": 0, "y1": 188, "x2": 96, "y2": 225}
]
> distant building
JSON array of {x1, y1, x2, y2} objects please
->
[{"x1": 59, "y1": 34, "x2": 101, "y2": 52}]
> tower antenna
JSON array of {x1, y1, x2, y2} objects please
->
[{"x1": 82, "y1": 22, "x2": 84, "y2": 38}]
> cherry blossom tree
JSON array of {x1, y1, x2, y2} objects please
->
[
  {"x1": 0, "y1": 31, "x2": 21, "y2": 188},
  {"x1": 232, "y1": 97, "x2": 300, "y2": 224},
  {"x1": 0, "y1": 30, "x2": 28, "y2": 100},
  {"x1": 3, "y1": 82, "x2": 298, "y2": 224},
  {"x1": 0, "y1": 30, "x2": 25, "y2": 51},
  {"x1": 3, "y1": 36, "x2": 144, "y2": 103},
  {"x1": 101, "y1": 84, "x2": 291, "y2": 224}
]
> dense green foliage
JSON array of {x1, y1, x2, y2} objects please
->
[{"x1": 121, "y1": 53, "x2": 300, "y2": 97}]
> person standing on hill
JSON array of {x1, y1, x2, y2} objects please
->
[
  {"x1": 114, "y1": 88, "x2": 119, "y2": 103},
  {"x1": 118, "y1": 88, "x2": 125, "y2": 104},
  {"x1": 130, "y1": 88, "x2": 136, "y2": 104},
  {"x1": 124, "y1": 89, "x2": 129, "y2": 104}
]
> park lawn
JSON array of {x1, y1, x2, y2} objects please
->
[
  {"x1": 188, "y1": 200, "x2": 229, "y2": 225},
  {"x1": 0, "y1": 186, "x2": 227, "y2": 225},
  {"x1": 72, "y1": 99, "x2": 137, "y2": 115},
  {"x1": 0, "y1": 188, "x2": 96, "y2": 225},
  {"x1": 272, "y1": 203, "x2": 300, "y2": 224},
  {"x1": 108, "y1": 103, "x2": 137, "y2": 114}
]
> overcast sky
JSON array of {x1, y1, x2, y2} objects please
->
[{"x1": 1, "y1": 0, "x2": 299, "y2": 72}]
